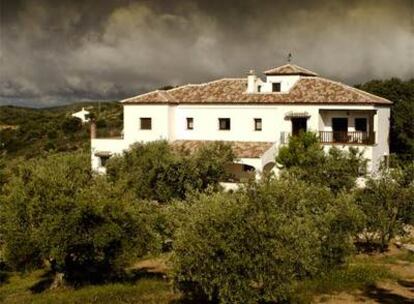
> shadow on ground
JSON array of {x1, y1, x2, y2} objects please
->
[
  {"x1": 29, "y1": 270, "x2": 55, "y2": 294},
  {"x1": 363, "y1": 284, "x2": 414, "y2": 304},
  {"x1": 398, "y1": 280, "x2": 414, "y2": 293},
  {"x1": 0, "y1": 271, "x2": 10, "y2": 285},
  {"x1": 126, "y1": 266, "x2": 167, "y2": 282}
]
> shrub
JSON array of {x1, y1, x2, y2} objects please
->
[
  {"x1": 172, "y1": 178, "x2": 362, "y2": 303},
  {"x1": 355, "y1": 165, "x2": 414, "y2": 250},
  {"x1": 0, "y1": 153, "x2": 158, "y2": 284},
  {"x1": 61, "y1": 117, "x2": 82, "y2": 133},
  {"x1": 0, "y1": 156, "x2": 7, "y2": 191},
  {"x1": 277, "y1": 132, "x2": 367, "y2": 193},
  {"x1": 106, "y1": 141, "x2": 235, "y2": 203}
]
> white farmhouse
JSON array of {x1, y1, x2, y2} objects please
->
[
  {"x1": 72, "y1": 107, "x2": 90, "y2": 123},
  {"x1": 91, "y1": 63, "x2": 392, "y2": 179}
]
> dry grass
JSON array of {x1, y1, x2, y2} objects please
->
[{"x1": 1, "y1": 248, "x2": 413, "y2": 303}]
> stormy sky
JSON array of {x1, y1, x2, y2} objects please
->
[{"x1": 0, "y1": 0, "x2": 413, "y2": 107}]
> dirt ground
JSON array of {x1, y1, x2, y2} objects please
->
[{"x1": 315, "y1": 245, "x2": 414, "y2": 303}]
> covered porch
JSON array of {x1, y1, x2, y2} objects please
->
[{"x1": 318, "y1": 109, "x2": 376, "y2": 145}]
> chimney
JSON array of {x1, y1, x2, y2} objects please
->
[
  {"x1": 247, "y1": 70, "x2": 257, "y2": 93},
  {"x1": 90, "y1": 119, "x2": 96, "y2": 139}
]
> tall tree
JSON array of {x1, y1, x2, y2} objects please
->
[{"x1": 355, "y1": 78, "x2": 414, "y2": 158}]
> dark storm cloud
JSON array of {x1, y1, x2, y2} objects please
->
[{"x1": 0, "y1": 0, "x2": 413, "y2": 107}]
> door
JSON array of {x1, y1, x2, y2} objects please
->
[
  {"x1": 332, "y1": 118, "x2": 348, "y2": 142},
  {"x1": 291, "y1": 118, "x2": 307, "y2": 136}
]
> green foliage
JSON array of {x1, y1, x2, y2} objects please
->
[
  {"x1": 172, "y1": 178, "x2": 362, "y2": 303},
  {"x1": 277, "y1": 132, "x2": 367, "y2": 193},
  {"x1": 0, "y1": 269, "x2": 177, "y2": 304},
  {"x1": 276, "y1": 132, "x2": 325, "y2": 168},
  {"x1": 106, "y1": 141, "x2": 235, "y2": 203},
  {"x1": 356, "y1": 78, "x2": 414, "y2": 157},
  {"x1": 295, "y1": 263, "x2": 394, "y2": 302},
  {"x1": 0, "y1": 102, "x2": 122, "y2": 159},
  {"x1": 0, "y1": 155, "x2": 7, "y2": 191},
  {"x1": 355, "y1": 166, "x2": 414, "y2": 250},
  {"x1": 0, "y1": 153, "x2": 158, "y2": 283},
  {"x1": 61, "y1": 117, "x2": 83, "y2": 133}
]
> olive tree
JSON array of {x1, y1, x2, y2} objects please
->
[
  {"x1": 277, "y1": 132, "x2": 367, "y2": 193},
  {"x1": 0, "y1": 152, "x2": 158, "y2": 284},
  {"x1": 355, "y1": 163, "x2": 414, "y2": 250},
  {"x1": 172, "y1": 177, "x2": 362, "y2": 303},
  {"x1": 106, "y1": 141, "x2": 235, "y2": 203}
]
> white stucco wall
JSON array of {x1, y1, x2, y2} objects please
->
[
  {"x1": 91, "y1": 138, "x2": 129, "y2": 171},
  {"x1": 93, "y1": 102, "x2": 390, "y2": 174},
  {"x1": 262, "y1": 75, "x2": 300, "y2": 93},
  {"x1": 123, "y1": 104, "x2": 171, "y2": 144},
  {"x1": 372, "y1": 107, "x2": 390, "y2": 171}
]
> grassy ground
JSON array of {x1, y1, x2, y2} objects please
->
[
  {"x1": 1, "y1": 246, "x2": 413, "y2": 303},
  {"x1": 0, "y1": 269, "x2": 180, "y2": 304},
  {"x1": 309, "y1": 245, "x2": 414, "y2": 303}
]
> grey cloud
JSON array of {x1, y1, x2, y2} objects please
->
[{"x1": 0, "y1": 0, "x2": 413, "y2": 107}]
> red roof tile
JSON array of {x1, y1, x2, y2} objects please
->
[
  {"x1": 264, "y1": 63, "x2": 318, "y2": 76},
  {"x1": 122, "y1": 76, "x2": 391, "y2": 105},
  {"x1": 171, "y1": 140, "x2": 273, "y2": 158}
]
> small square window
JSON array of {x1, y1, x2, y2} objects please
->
[
  {"x1": 140, "y1": 118, "x2": 152, "y2": 130},
  {"x1": 272, "y1": 82, "x2": 281, "y2": 92},
  {"x1": 254, "y1": 118, "x2": 262, "y2": 131},
  {"x1": 186, "y1": 117, "x2": 194, "y2": 130},
  {"x1": 219, "y1": 118, "x2": 231, "y2": 130}
]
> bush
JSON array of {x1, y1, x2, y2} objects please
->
[
  {"x1": 0, "y1": 153, "x2": 158, "y2": 284},
  {"x1": 172, "y1": 178, "x2": 362, "y2": 303},
  {"x1": 355, "y1": 165, "x2": 414, "y2": 250},
  {"x1": 277, "y1": 132, "x2": 367, "y2": 193},
  {"x1": 0, "y1": 156, "x2": 7, "y2": 191},
  {"x1": 106, "y1": 141, "x2": 235, "y2": 203},
  {"x1": 61, "y1": 117, "x2": 83, "y2": 133}
]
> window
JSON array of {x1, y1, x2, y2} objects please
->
[
  {"x1": 272, "y1": 82, "x2": 281, "y2": 92},
  {"x1": 186, "y1": 117, "x2": 194, "y2": 130},
  {"x1": 140, "y1": 118, "x2": 152, "y2": 130},
  {"x1": 242, "y1": 164, "x2": 255, "y2": 172},
  {"x1": 219, "y1": 118, "x2": 231, "y2": 130},
  {"x1": 254, "y1": 118, "x2": 262, "y2": 131},
  {"x1": 258, "y1": 85, "x2": 262, "y2": 92},
  {"x1": 355, "y1": 118, "x2": 367, "y2": 132}
]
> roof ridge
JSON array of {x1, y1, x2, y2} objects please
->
[
  {"x1": 264, "y1": 63, "x2": 318, "y2": 76},
  {"x1": 167, "y1": 78, "x2": 245, "y2": 92}
]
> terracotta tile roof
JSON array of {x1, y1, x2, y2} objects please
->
[
  {"x1": 122, "y1": 76, "x2": 392, "y2": 105},
  {"x1": 264, "y1": 64, "x2": 318, "y2": 76},
  {"x1": 171, "y1": 140, "x2": 273, "y2": 158}
]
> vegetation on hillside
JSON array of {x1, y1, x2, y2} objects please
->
[{"x1": 0, "y1": 102, "x2": 122, "y2": 159}]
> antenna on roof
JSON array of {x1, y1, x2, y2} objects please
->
[{"x1": 287, "y1": 53, "x2": 293, "y2": 63}]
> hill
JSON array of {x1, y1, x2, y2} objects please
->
[{"x1": 0, "y1": 102, "x2": 123, "y2": 159}]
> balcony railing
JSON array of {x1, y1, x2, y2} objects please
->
[{"x1": 319, "y1": 131, "x2": 375, "y2": 145}]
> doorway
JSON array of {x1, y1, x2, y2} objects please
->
[
  {"x1": 332, "y1": 118, "x2": 348, "y2": 142},
  {"x1": 291, "y1": 118, "x2": 307, "y2": 136}
]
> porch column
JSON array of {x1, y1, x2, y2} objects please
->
[{"x1": 369, "y1": 113, "x2": 375, "y2": 144}]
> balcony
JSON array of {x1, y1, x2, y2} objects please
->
[{"x1": 319, "y1": 131, "x2": 375, "y2": 145}]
